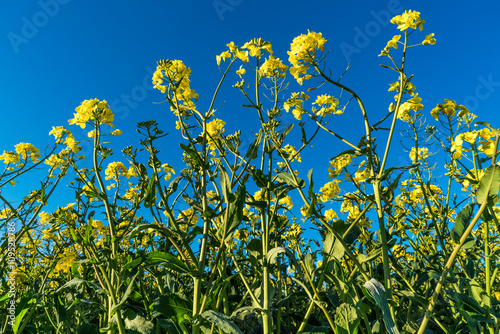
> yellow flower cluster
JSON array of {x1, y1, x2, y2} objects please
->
[
  {"x1": 430, "y1": 99, "x2": 469, "y2": 121},
  {"x1": 312, "y1": 94, "x2": 341, "y2": 117},
  {"x1": 422, "y1": 33, "x2": 436, "y2": 45},
  {"x1": 69, "y1": 99, "x2": 114, "y2": 129},
  {"x1": 288, "y1": 31, "x2": 326, "y2": 85},
  {"x1": 324, "y1": 208, "x2": 338, "y2": 221},
  {"x1": 328, "y1": 154, "x2": 353, "y2": 178},
  {"x1": 177, "y1": 208, "x2": 199, "y2": 228},
  {"x1": 0, "y1": 151, "x2": 20, "y2": 165},
  {"x1": 397, "y1": 94, "x2": 423, "y2": 122},
  {"x1": 161, "y1": 163, "x2": 175, "y2": 181},
  {"x1": 390, "y1": 10, "x2": 425, "y2": 31},
  {"x1": 277, "y1": 144, "x2": 301, "y2": 168},
  {"x1": 242, "y1": 38, "x2": 273, "y2": 58},
  {"x1": 233, "y1": 228, "x2": 249, "y2": 243},
  {"x1": 0, "y1": 208, "x2": 14, "y2": 219},
  {"x1": 15, "y1": 143, "x2": 41, "y2": 163},
  {"x1": 259, "y1": 55, "x2": 288, "y2": 78},
  {"x1": 152, "y1": 59, "x2": 198, "y2": 110},
  {"x1": 409, "y1": 147, "x2": 429, "y2": 163},
  {"x1": 49, "y1": 126, "x2": 79, "y2": 152},
  {"x1": 45, "y1": 154, "x2": 66, "y2": 169},
  {"x1": 283, "y1": 92, "x2": 310, "y2": 120},
  {"x1": 279, "y1": 196, "x2": 293, "y2": 209},
  {"x1": 207, "y1": 119, "x2": 226, "y2": 139},
  {"x1": 319, "y1": 180, "x2": 341, "y2": 202},
  {"x1": 104, "y1": 161, "x2": 135, "y2": 182},
  {"x1": 283, "y1": 223, "x2": 302, "y2": 248},
  {"x1": 379, "y1": 35, "x2": 401, "y2": 57}
]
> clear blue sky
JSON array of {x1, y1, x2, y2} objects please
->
[{"x1": 1, "y1": 0, "x2": 500, "y2": 215}]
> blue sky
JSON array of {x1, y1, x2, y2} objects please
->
[{"x1": 1, "y1": 1, "x2": 500, "y2": 225}]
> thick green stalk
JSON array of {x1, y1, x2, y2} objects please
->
[
  {"x1": 193, "y1": 116, "x2": 209, "y2": 334},
  {"x1": 417, "y1": 201, "x2": 488, "y2": 334}
]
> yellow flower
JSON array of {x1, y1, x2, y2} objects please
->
[
  {"x1": 422, "y1": 33, "x2": 436, "y2": 45},
  {"x1": 45, "y1": 154, "x2": 65, "y2": 169},
  {"x1": 153, "y1": 59, "x2": 198, "y2": 110},
  {"x1": 279, "y1": 196, "x2": 293, "y2": 209},
  {"x1": 259, "y1": 55, "x2": 288, "y2": 78},
  {"x1": 216, "y1": 51, "x2": 232, "y2": 66},
  {"x1": 49, "y1": 126, "x2": 68, "y2": 142},
  {"x1": 312, "y1": 94, "x2": 340, "y2": 116},
  {"x1": 430, "y1": 99, "x2": 468, "y2": 121},
  {"x1": 0, "y1": 208, "x2": 14, "y2": 219},
  {"x1": 288, "y1": 30, "x2": 326, "y2": 84},
  {"x1": 15, "y1": 143, "x2": 41, "y2": 162},
  {"x1": 397, "y1": 94, "x2": 423, "y2": 122},
  {"x1": 104, "y1": 161, "x2": 128, "y2": 181},
  {"x1": 386, "y1": 35, "x2": 401, "y2": 49},
  {"x1": 390, "y1": 10, "x2": 425, "y2": 31},
  {"x1": 324, "y1": 209, "x2": 338, "y2": 221},
  {"x1": 162, "y1": 164, "x2": 175, "y2": 181},
  {"x1": 328, "y1": 154, "x2": 353, "y2": 177},
  {"x1": 111, "y1": 129, "x2": 122, "y2": 135},
  {"x1": 0, "y1": 151, "x2": 20, "y2": 165},
  {"x1": 283, "y1": 92, "x2": 309, "y2": 120},
  {"x1": 39, "y1": 212, "x2": 52, "y2": 224},
  {"x1": 409, "y1": 147, "x2": 429, "y2": 163},
  {"x1": 69, "y1": 98, "x2": 114, "y2": 129},
  {"x1": 236, "y1": 65, "x2": 246, "y2": 78},
  {"x1": 319, "y1": 180, "x2": 341, "y2": 202},
  {"x1": 277, "y1": 144, "x2": 301, "y2": 168},
  {"x1": 234, "y1": 228, "x2": 249, "y2": 243}
]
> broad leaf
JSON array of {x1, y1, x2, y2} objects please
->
[
  {"x1": 335, "y1": 303, "x2": 360, "y2": 334},
  {"x1": 201, "y1": 310, "x2": 243, "y2": 334},
  {"x1": 451, "y1": 203, "x2": 475, "y2": 248},
  {"x1": 476, "y1": 165, "x2": 500, "y2": 206},
  {"x1": 363, "y1": 279, "x2": 400, "y2": 334},
  {"x1": 153, "y1": 294, "x2": 191, "y2": 324}
]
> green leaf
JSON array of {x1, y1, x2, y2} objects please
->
[
  {"x1": 246, "y1": 129, "x2": 263, "y2": 160},
  {"x1": 123, "y1": 310, "x2": 155, "y2": 334},
  {"x1": 323, "y1": 231, "x2": 345, "y2": 260},
  {"x1": 306, "y1": 169, "x2": 316, "y2": 218},
  {"x1": 147, "y1": 251, "x2": 189, "y2": 274},
  {"x1": 451, "y1": 203, "x2": 475, "y2": 248},
  {"x1": 302, "y1": 323, "x2": 330, "y2": 333},
  {"x1": 144, "y1": 172, "x2": 157, "y2": 208},
  {"x1": 220, "y1": 166, "x2": 235, "y2": 203},
  {"x1": 166, "y1": 175, "x2": 183, "y2": 197},
  {"x1": 12, "y1": 296, "x2": 35, "y2": 334},
  {"x1": 153, "y1": 294, "x2": 191, "y2": 324},
  {"x1": 276, "y1": 172, "x2": 305, "y2": 188},
  {"x1": 335, "y1": 303, "x2": 360, "y2": 334},
  {"x1": 358, "y1": 247, "x2": 382, "y2": 264},
  {"x1": 200, "y1": 310, "x2": 243, "y2": 334},
  {"x1": 363, "y1": 279, "x2": 400, "y2": 334},
  {"x1": 218, "y1": 184, "x2": 245, "y2": 242},
  {"x1": 180, "y1": 143, "x2": 203, "y2": 167},
  {"x1": 110, "y1": 271, "x2": 141, "y2": 316},
  {"x1": 476, "y1": 165, "x2": 500, "y2": 206},
  {"x1": 468, "y1": 279, "x2": 491, "y2": 308}
]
